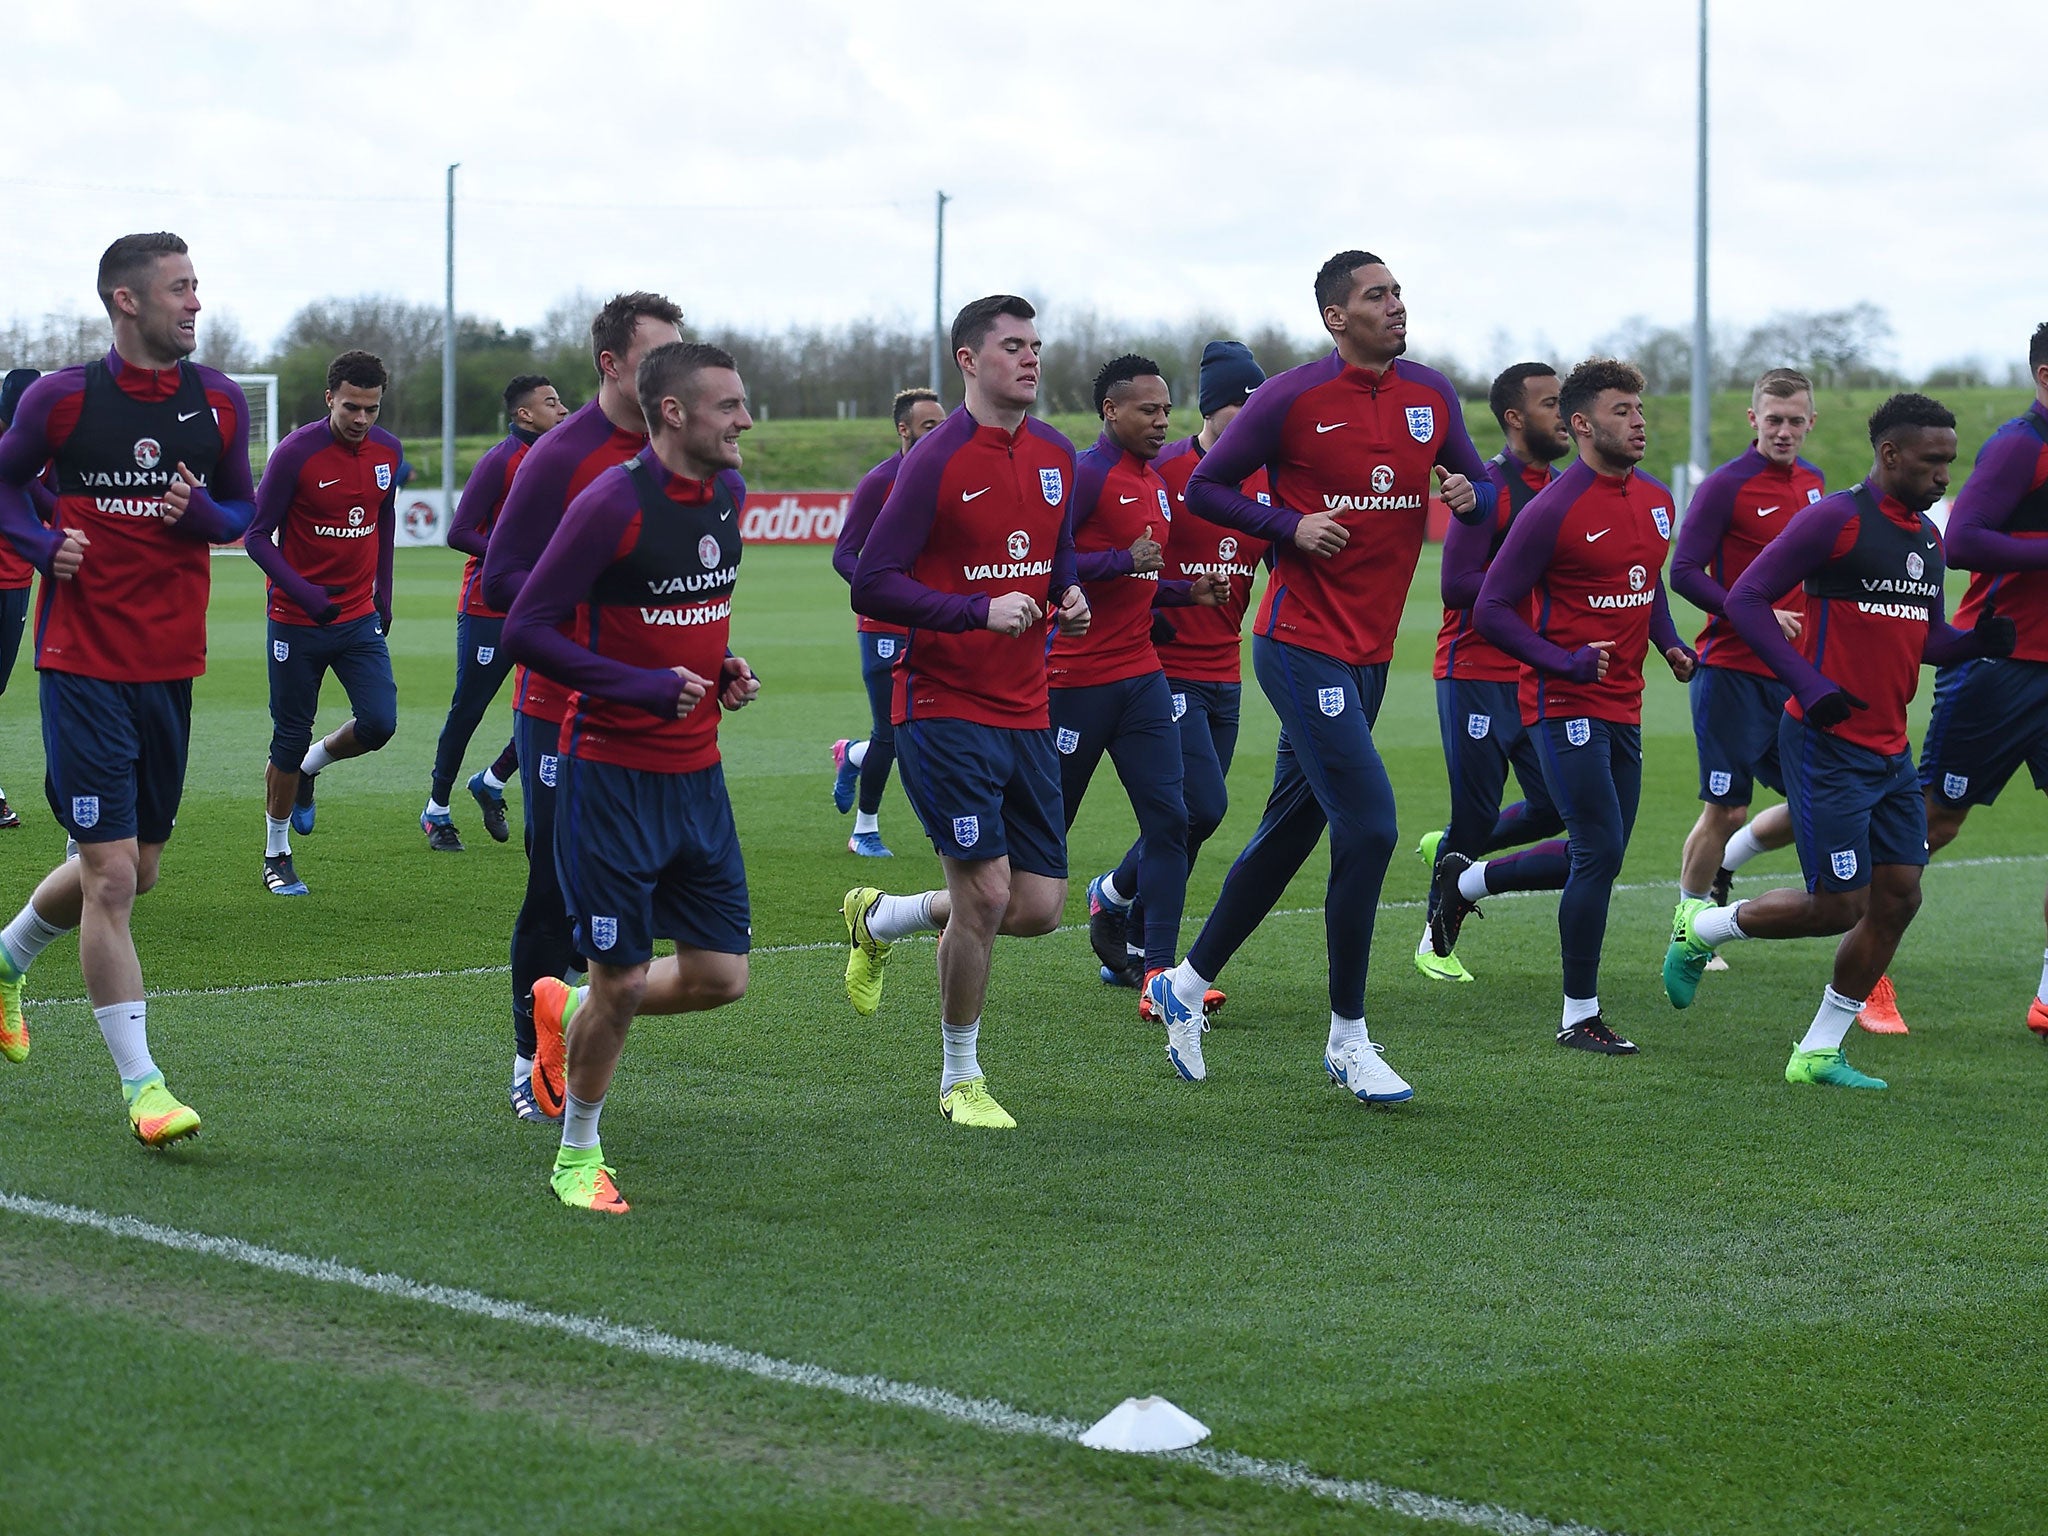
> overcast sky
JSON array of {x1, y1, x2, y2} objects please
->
[{"x1": 7, "y1": 0, "x2": 2044, "y2": 378}]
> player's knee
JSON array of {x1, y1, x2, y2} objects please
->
[
  {"x1": 1184, "y1": 781, "x2": 1227, "y2": 843},
  {"x1": 1702, "y1": 801, "x2": 1748, "y2": 833},
  {"x1": 700, "y1": 955, "x2": 748, "y2": 1008},
  {"x1": 1572, "y1": 837, "x2": 1626, "y2": 884},
  {"x1": 1923, "y1": 800, "x2": 1966, "y2": 852},
  {"x1": 354, "y1": 713, "x2": 398, "y2": 752},
  {"x1": 270, "y1": 737, "x2": 312, "y2": 774},
  {"x1": 951, "y1": 870, "x2": 1010, "y2": 932}
]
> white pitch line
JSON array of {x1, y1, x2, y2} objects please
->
[
  {"x1": 0, "y1": 1190, "x2": 1618, "y2": 1536},
  {"x1": 29, "y1": 851, "x2": 2046, "y2": 1010}
]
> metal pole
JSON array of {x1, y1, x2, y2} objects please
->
[
  {"x1": 930, "y1": 190, "x2": 949, "y2": 394},
  {"x1": 443, "y1": 162, "x2": 459, "y2": 505},
  {"x1": 1687, "y1": 0, "x2": 1710, "y2": 488}
]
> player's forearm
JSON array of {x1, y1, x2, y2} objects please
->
[
  {"x1": 1725, "y1": 580, "x2": 1829, "y2": 704},
  {"x1": 1650, "y1": 582, "x2": 1687, "y2": 656},
  {"x1": 1472, "y1": 592, "x2": 1581, "y2": 677},
  {"x1": 1922, "y1": 620, "x2": 1980, "y2": 667},
  {"x1": 166, "y1": 487, "x2": 253, "y2": 543},
  {"x1": 850, "y1": 566, "x2": 986, "y2": 631},
  {"x1": 502, "y1": 608, "x2": 685, "y2": 717},
  {"x1": 1074, "y1": 548, "x2": 1132, "y2": 581},
  {"x1": 1439, "y1": 519, "x2": 1493, "y2": 610},
  {"x1": 243, "y1": 536, "x2": 330, "y2": 617},
  {"x1": 1942, "y1": 512, "x2": 2048, "y2": 572},
  {"x1": 0, "y1": 485, "x2": 59, "y2": 571},
  {"x1": 1185, "y1": 475, "x2": 1301, "y2": 543},
  {"x1": 1153, "y1": 579, "x2": 1195, "y2": 607}
]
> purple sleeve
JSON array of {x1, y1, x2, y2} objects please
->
[
  {"x1": 851, "y1": 423, "x2": 989, "y2": 631},
  {"x1": 1423, "y1": 374, "x2": 1497, "y2": 525},
  {"x1": 1474, "y1": 487, "x2": 1598, "y2": 681},
  {"x1": 1153, "y1": 578, "x2": 1195, "y2": 607},
  {"x1": 1186, "y1": 381, "x2": 1307, "y2": 544},
  {"x1": 1726, "y1": 501, "x2": 1856, "y2": 707},
  {"x1": 375, "y1": 456, "x2": 398, "y2": 620},
  {"x1": 0, "y1": 379, "x2": 67, "y2": 570},
  {"x1": 448, "y1": 439, "x2": 508, "y2": 559},
  {"x1": 1669, "y1": 469, "x2": 1739, "y2": 614},
  {"x1": 1439, "y1": 500, "x2": 1498, "y2": 609},
  {"x1": 28, "y1": 472, "x2": 56, "y2": 522},
  {"x1": 1650, "y1": 579, "x2": 1686, "y2": 656},
  {"x1": 1051, "y1": 465, "x2": 1078, "y2": 599},
  {"x1": 1069, "y1": 451, "x2": 1135, "y2": 581},
  {"x1": 502, "y1": 484, "x2": 687, "y2": 718},
  {"x1": 833, "y1": 460, "x2": 891, "y2": 587},
  {"x1": 244, "y1": 432, "x2": 336, "y2": 619},
  {"x1": 1922, "y1": 590, "x2": 1978, "y2": 666},
  {"x1": 1945, "y1": 425, "x2": 2048, "y2": 572}
]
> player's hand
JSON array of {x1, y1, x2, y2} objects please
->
[
  {"x1": 1292, "y1": 511, "x2": 1348, "y2": 558},
  {"x1": 160, "y1": 462, "x2": 201, "y2": 525},
  {"x1": 1972, "y1": 603, "x2": 2017, "y2": 658},
  {"x1": 1665, "y1": 645, "x2": 1697, "y2": 683},
  {"x1": 1188, "y1": 572, "x2": 1227, "y2": 607},
  {"x1": 1434, "y1": 465, "x2": 1478, "y2": 516},
  {"x1": 1772, "y1": 608, "x2": 1803, "y2": 641},
  {"x1": 1054, "y1": 584, "x2": 1090, "y2": 635},
  {"x1": 311, "y1": 582, "x2": 346, "y2": 626},
  {"x1": 50, "y1": 527, "x2": 88, "y2": 580},
  {"x1": 670, "y1": 665, "x2": 711, "y2": 715},
  {"x1": 984, "y1": 591, "x2": 1043, "y2": 637},
  {"x1": 376, "y1": 603, "x2": 393, "y2": 637},
  {"x1": 1569, "y1": 639, "x2": 1616, "y2": 683},
  {"x1": 1805, "y1": 687, "x2": 1868, "y2": 729},
  {"x1": 718, "y1": 653, "x2": 760, "y2": 709},
  {"x1": 1128, "y1": 525, "x2": 1164, "y2": 574},
  {"x1": 1149, "y1": 612, "x2": 1179, "y2": 647}
]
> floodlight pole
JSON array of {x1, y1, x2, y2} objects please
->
[
  {"x1": 930, "y1": 190, "x2": 950, "y2": 395},
  {"x1": 443, "y1": 163, "x2": 459, "y2": 506},
  {"x1": 1688, "y1": 0, "x2": 1711, "y2": 489}
]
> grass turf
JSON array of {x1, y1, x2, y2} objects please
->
[{"x1": 1, "y1": 545, "x2": 2045, "y2": 1535}]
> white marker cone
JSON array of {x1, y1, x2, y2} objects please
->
[{"x1": 1078, "y1": 1395, "x2": 1211, "y2": 1453}]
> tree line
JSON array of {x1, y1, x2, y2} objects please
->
[{"x1": 1, "y1": 295, "x2": 2018, "y2": 439}]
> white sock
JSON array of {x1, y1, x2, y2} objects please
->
[
  {"x1": 1416, "y1": 917, "x2": 1432, "y2": 954},
  {"x1": 1098, "y1": 870, "x2": 1132, "y2": 909},
  {"x1": 1, "y1": 901, "x2": 71, "y2": 972},
  {"x1": 300, "y1": 741, "x2": 335, "y2": 775},
  {"x1": 1723, "y1": 823, "x2": 1769, "y2": 870},
  {"x1": 1693, "y1": 902, "x2": 1750, "y2": 947},
  {"x1": 867, "y1": 890, "x2": 939, "y2": 944},
  {"x1": 940, "y1": 1020, "x2": 981, "y2": 1093},
  {"x1": 846, "y1": 739, "x2": 869, "y2": 768},
  {"x1": 1798, "y1": 985, "x2": 1864, "y2": 1052},
  {"x1": 1562, "y1": 995, "x2": 1600, "y2": 1029},
  {"x1": 1170, "y1": 960, "x2": 1212, "y2": 1014},
  {"x1": 560, "y1": 1091, "x2": 603, "y2": 1150},
  {"x1": 513, "y1": 1053, "x2": 533, "y2": 1085},
  {"x1": 2037, "y1": 948, "x2": 2048, "y2": 1008},
  {"x1": 853, "y1": 810, "x2": 880, "y2": 835},
  {"x1": 265, "y1": 816, "x2": 291, "y2": 857},
  {"x1": 1327, "y1": 1011, "x2": 1366, "y2": 1055},
  {"x1": 1679, "y1": 886, "x2": 1709, "y2": 902},
  {"x1": 1457, "y1": 861, "x2": 1490, "y2": 902},
  {"x1": 482, "y1": 766, "x2": 508, "y2": 791},
  {"x1": 94, "y1": 1000, "x2": 156, "y2": 1082},
  {"x1": 424, "y1": 799, "x2": 450, "y2": 819}
]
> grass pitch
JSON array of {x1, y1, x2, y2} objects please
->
[{"x1": 1, "y1": 546, "x2": 2045, "y2": 1535}]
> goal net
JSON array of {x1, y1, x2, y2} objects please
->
[{"x1": 229, "y1": 373, "x2": 280, "y2": 468}]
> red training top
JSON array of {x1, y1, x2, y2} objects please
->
[
  {"x1": 1047, "y1": 432, "x2": 1178, "y2": 688},
  {"x1": 247, "y1": 418, "x2": 402, "y2": 626},
  {"x1": 1152, "y1": 433, "x2": 1270, "y2": 684}
]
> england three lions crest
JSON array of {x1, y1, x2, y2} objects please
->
[
  {"x1": 1039, "y1": 467, "x2": 1064, "y2": 506},
  {"x1": 375, "y1": 462, "x2": 393, "y2": 491},
  {"x1": 1651, "y1": 505, "x2": 1671, "y2": 539},
  {"x1": 1405, "y1": 405, "x2": 1434, "y2": 443}
]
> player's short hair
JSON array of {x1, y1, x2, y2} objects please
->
[
  {"x1": 1313, "y1": 250, "x2": 1386, "y2": 314},
  {"x1": 326, "y1": 350, "x2": 388, "y2": 394},
  {"x1": 503, "y1": 373, "x2": 552, "y2": 413},
  {"x1": 1751, "y1": 367, "x2": 1814, "y2": 408},
  {"x1": 96, "y1": 232, "x2": 188, "y2": 316},
  {"x1": 1488, "y1": 362, "x2": 1559, "y2": 431},
  {"x1": 636, "y1": 340, "x2": 739, "y2": 424},
  {"x1": 590, "y1": 291, "x2": 684, "y2": 372},
  {"x1": 1091, "y1": 353, "x2": 1164, "y2": 416},
  {"x1": 2030, "y1": 322, "x2": 2048, "y2": 375},
  {"x1": 950, "y1": 295, "x2": 1035, "y2": 362},
  {"x1": 1867, "y1": 392, "x2": 1956, "y2": 448},
  {"x1": 1558, "y1": 357, "x2": 1647, "y2": 430},
  {"x1": 891, "y1": 387, "x2": 940, "y2": 428}
]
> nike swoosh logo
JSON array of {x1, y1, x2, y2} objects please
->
[
  {"x1": 318, "y1": 478, "x2": 342, "y2": 489},
  {"x1": 1756, "y1": 505, "x2": 1781, "y2": 516},
  {"x1": 1585, "y1": 529, "x2": 1611, "y2": 543},
  {"x1": 1314, "y1": 422, "x2": 1344, "y2": 434},
  {"x1": 962, "y1": 488, "x2": 989, "y2": 501},
  {"x1": 1118, "y1": 495, "x2": 1139, "y2": 504},
  {"x1": 177, "y1": 410, "x2": 203, "y2": 422},
  {"x1": 720, "y1": 509, "x2": 732, "y2": 521}
]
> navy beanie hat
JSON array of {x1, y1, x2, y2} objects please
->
[
  {"x1": 1197, "y1": 341, "x2": 1264, "y2": 418},
  {"x1": 0, "y1": 368, "x2": 40, "y2": 426}
]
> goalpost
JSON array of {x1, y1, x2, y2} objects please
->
[{"x1": 228, "y1": 373, "x2": 280, "y2": 467}]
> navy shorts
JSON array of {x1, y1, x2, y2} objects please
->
[
  {"x1": 1781, "y1": 715, "x2": 1926, "y2": 894},
  {"x1": 1918, "y1": 657, "x2": 2048, "y2": 808},
  {"x1": 41, "y1": 673, "x2": 192, "y2": 844},
  {"x1": 894, "y1": 716, "x2": 1067, "y2": 878},
  {"x1": 1690, "y1": 664, "x2": 1790, "y2": 805},
  {"x1": 554, "y1": 756, "x2": 751, "y2": 967},
  {"x1": 267, "y1": 614, "x2": 399, "y2": 770}
]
